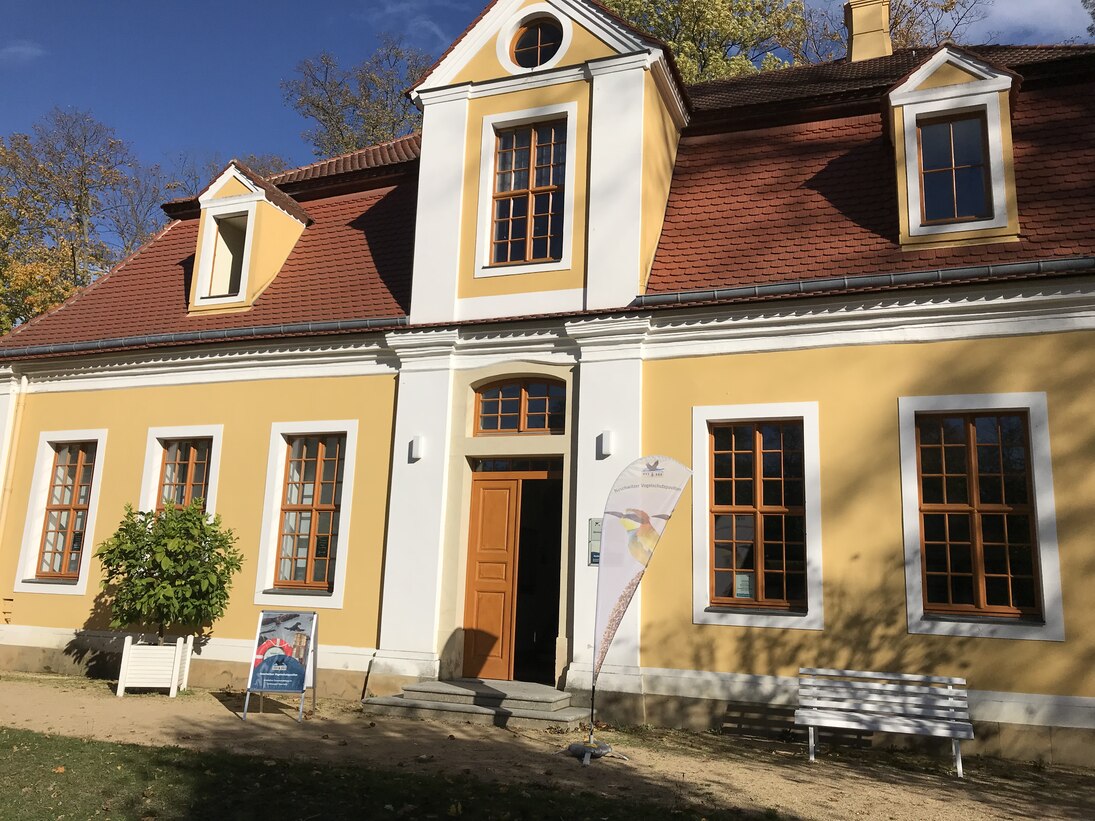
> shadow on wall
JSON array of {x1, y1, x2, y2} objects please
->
[{"x1": 642, "y1": 313, "x2": 1095, "y2": 741}]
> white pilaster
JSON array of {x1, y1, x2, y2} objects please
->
[
  {"x1": 585, "y1": 57, "x2": 647, "y2": 311},
  {"x1": 408, "y1": 87, "x2": 471, "y2": 326},
  {"x1": 374, "y1": 330, "x2": 459, "y2": 678},
  {"x1": 564, "y1": 317, "x2": 650, "y2": 694}
]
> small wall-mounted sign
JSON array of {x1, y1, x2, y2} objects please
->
[{"x1": 588, "y1": 518, "x2": 602, "y2": 566}]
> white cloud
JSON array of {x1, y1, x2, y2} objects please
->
[
  {"x1": 966, "y1": 0, "x2": 1092, "y2": 44},
  {"x1": 0, "y1": 39, "x2": 46, "y2": 65}
]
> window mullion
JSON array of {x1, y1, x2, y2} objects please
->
[
  {"x1": 753, "y1": 425, "x2": 765, "y2": 602},
  {"x1": 966, "y1": 415, "x2": 989, "y2": 610}
]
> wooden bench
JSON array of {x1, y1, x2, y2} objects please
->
[{"x1": 795, "y1": 667, "x2": 974, "y2": 777}]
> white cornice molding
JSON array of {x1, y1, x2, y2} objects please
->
[
  {"x1": 889, "y1": 46, "x2": 1014, "y2": 107},
  {"x1": 564, "y1": 315, "x2": 651, "y2": 361},
  {"x1": 384, "y1": 328, "x2": 460, "y2": 371}
]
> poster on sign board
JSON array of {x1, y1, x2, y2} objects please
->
[{"x1": 248, "y1": 610, "x2": 317, "y2": 693}]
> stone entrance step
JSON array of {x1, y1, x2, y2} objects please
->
[{"x1": 363, "y1": 678, "x2": 588, "y2": 730}]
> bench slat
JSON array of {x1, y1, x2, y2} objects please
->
[
  {"x1": 799, "y1": 667, "x2": 967, "y2": 686},
  {"x1": 799, "y1": 697, "x2": 970, "y2": 720},
  {"x1": 801, "y1": 679, "x2": 969, "y2": 700},
  {"x1": 794, "y1": 708, "x2": 974, "y2": 739},
  {"x1": 799, "y1": 689, "x2": 967, "y2": 710}
]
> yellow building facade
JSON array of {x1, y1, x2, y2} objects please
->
[{"x1": 2, "y1": 0, "x2": 1095, "y2": 763}]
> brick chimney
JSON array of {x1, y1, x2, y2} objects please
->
[{"x1": 845, "y1": 0, "x2": 893, "y2": 62}]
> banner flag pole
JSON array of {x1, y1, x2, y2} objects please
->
[{"x1": 568, "y1": 455, "x2": 691, "y2": 765}]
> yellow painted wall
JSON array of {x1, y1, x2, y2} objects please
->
[
  {"x1": 917, "y1": 62, "x2": 983, "y2": 90},
  {"x1": 449, "y1": 0, "x2": 616, "y2": 86},
  {"x1": 642, "y1": 331, "x2": 1095, "y2": 698},
  {"x1": 457, "y1": 80, "x2": 591, "y2": 299},
  {"x1": 639, "y1": 71, "x2": 680, "y2": 293},
  {"x1": 210, "y1": 176, "x2": 252, "y2": 199},
  {"x1": 0, "y1": 374, "x2": 397, "y2": 649}
]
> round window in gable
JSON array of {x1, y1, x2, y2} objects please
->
[{"x1": 511, "y1": 18, "x2": 564, "y2": 68}]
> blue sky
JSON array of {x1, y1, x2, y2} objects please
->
[{"x1": 1, "y1": 0, "x2": 1090, "y2": 175}]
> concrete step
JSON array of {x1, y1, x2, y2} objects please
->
[
  {"x1": 362, "y1": 695, "x2": 588, "y2": 730},
  {"x1": 399, "y1": 679, "x2": 574, "y2": 712}
]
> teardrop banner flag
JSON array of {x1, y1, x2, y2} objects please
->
[{"x1": 592, "y1": 456, "x2": 691, "y2": 683}]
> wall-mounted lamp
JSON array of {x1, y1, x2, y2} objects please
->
[
  {"x1": 596, "y1": 430, "x2": 613, "y2": 460},
  {"x1": 409, "y1": 435, "x2": 425, "y2": 463}
]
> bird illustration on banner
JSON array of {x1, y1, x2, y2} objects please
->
[{"x1": 604, "y1": 508, "x2": 672, "y2": 567}]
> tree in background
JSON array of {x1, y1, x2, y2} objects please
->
[
  {"x1": 165, "y1": 151, "x2": 290, "y2": 198},
  {"x1": 1084, "y1": 0, "x2": 1095, "y2": 37},
  {"x1": 282, "y1": 33, "x2": 433, "y2": 157},
  {"x1": 602, "y1": 0, "x2": 992, "y2": 82},
  {"x1": 793, "y1": 0, "x2": 992, "y2": 64},
  {"x1": 0, "y1": 108, "x2": 168, "y2": 332},
  {"x1": 604, "y1": 0, "x2": 806, "y2": 83}
]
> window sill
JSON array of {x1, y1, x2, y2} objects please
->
[
  {"x1": 907, "y1": 611, "x2": 1059, "y2": 641},
  {"x1": 694, "y1": 604, "x2": 822, "y2": 631},
  {"x1": 22, "y1": 577, "x2": 80, "y2": 586},
  {"x1": 922, "y1": 612, "x2": 1045, "y2": 628},
  {"x1": 705, "y1": 605, "x2": 808, "y2": 617},
  {"x1": 262, "y1": 588, "x2": 332, "y2": 598}
]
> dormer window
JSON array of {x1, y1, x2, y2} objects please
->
[
  {"x1": 207, "y1": 214, "x2": 248, "y2": 298},
  {"x1": 888, "y1": 46, "x2": 1020, "y2": 249},
  {"x1": 492, "y1": 121, "x2": 566, "y2": 265},
  {"x1": 918, "y1": 114, "x2": 992, "y2": 225},
  {"x1": 189, "y1": 161, "x2": 309, "y2": 312}
]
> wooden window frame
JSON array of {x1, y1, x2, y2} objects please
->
[
  {"x1": 917, "y1": 112, "x2": 994, "y2": 226},
  {"x1": 156, "y1": 438, "x2": 213, "y2": 512},
  {"x1": 510, "y1": 18, "x2": 563, "y2": 68},
  {"x1": 915, "y1": 411, "x2": 1042, "y2": 619},
  {"x1": 474, "y1": 379, "x2": 566, "y2": 436},
  {"x1": 708, "y1": 421, "x2": 807, "y2": 611},
  {"x1": 274, "y1": 434, "x2": 346, "y2": 591},
  {"x1": 35, "y1": 442, "x2": 97, "y2": 581},
  {"x1": 490, "y1": 121, "x2": 566, "y2": 267}
]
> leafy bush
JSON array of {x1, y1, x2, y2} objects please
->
[{"x1": 96, "y1": 501, "x2": 242, "y2": 642}]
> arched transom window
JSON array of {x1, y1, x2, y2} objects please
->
[{"x1": 475, "y1": 379, "x2": 566, "y2": 435}]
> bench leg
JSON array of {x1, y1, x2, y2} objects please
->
[
  {"x1": 952, "y1": 739, "x2": 963, "y2": 779},
  {"x1": 808, "y1": 726, "x2": 816, "y2": 762}
]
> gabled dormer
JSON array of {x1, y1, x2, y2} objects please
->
[
  {"x1": 406, "y1": 0, "x2": 688, "y2": 324},
  {"x1": 888, "y1": 45, "x2": 1021, "y2": 250},
  {"x1": 189, "y1": 161, "x2": 311, "y2": 313}
]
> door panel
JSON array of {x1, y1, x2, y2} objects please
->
[{"x1": 464, "y1": 479, "x2": 520, "y2": 679}]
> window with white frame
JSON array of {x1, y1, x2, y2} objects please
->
[
  {"x1": 692, "y1": 403, "x2": 824, "y2": 629},
  {"x1": 14, "y1": 429, "x2": 108, "y2": 596},
  {"x1": 898, "y1": 393, "x2": 1064, "y2": 641},
  {"x1": 475, "y1": 102, "x2": 578, "y2": 279},
  {"x1": 193, "y1": 201, "x2": 256, "y2": 305},
  {"x1": 139, "y1": 426, "x2": 223, "y2": 514},
  {"x1": 253, "y1": 420, "x2": 358, "y2": 609}
]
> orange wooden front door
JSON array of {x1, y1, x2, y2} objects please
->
[{"x1": 463, "y1": 478, "x2": 521, "y2": 680}]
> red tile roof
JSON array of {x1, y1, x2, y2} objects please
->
[
  {"x1": 646, "y1": 82, "x2": 1095, "y2": 294},
  {"x1": 0, "y1": 183, "x2": 415, "y2": 353},
  {"x1": 270, "y1": 134, "x2": 421, "y2": 186}
]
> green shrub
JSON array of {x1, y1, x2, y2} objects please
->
[{"x1": 96, "y1": 500, "x2": 242, "y2": 642}]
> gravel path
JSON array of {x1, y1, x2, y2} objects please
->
[{"x1": 1, "y1": 672, "x2": 1091, "y2": 820}]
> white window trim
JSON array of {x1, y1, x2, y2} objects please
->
[
  {"x1": 474, "y1": 101, "x2": 578, "y2": 279},
  {"x1": 898, "y1": 393, "x2": 1065, "y2": 641},
  {"x1": 691, "y1": 403, "x2": 825, "y2": 630},
  {"x1": 901, "y1": 89, "x2": 1010, "y2": 238},
  {"x1": 192, "y1": 196, "x2": 258, "y2": 306},
  {"x1": 138, "y1": 425, "x2": 224, "y2": 513},
  {"x1": 253, "y1": 420, "x2": 359, "y2": 609},
  {"x1": 14, "y1": 429, "x2": 109, "y2": 596},
  {"x1": 495, "y1": 2, "x2": 574, "y2": 75}
]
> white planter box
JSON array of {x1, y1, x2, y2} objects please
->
[{"x1": 117, "y1": 635, "x2": 193, "y2": 697}]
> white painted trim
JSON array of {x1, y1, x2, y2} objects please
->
[
  {"x1": 901, "y1": 91, "x2": 1010, "y2": 237},
  {"x1": 691, "y1": 404, "x2": 825, "y2": 629},
  {"x1": 414, "y1": 0, "x2": 645, "y2": 94},
  {"x1": 192, "y1": 198, "x2": 258, "y2": 307},
  {"x1": 456, "y1": 287, "x2": 585, "y2": 321},
  {"x1": 0, "y1": 374, "x2": 24, "y2": 509},
  {"x1": 889, "y1": 47, "x2": 1012, "y2": 106},
  {"x1": 0, "y1": 624, "x2": 377, "y2": 673},
  {"x1": 138, "y1": 425, "x2": 224, "y2": 513},
  {"x1": 898, "y1": 393, "x2": 1064, "y2": 641},
  {"x1": 495, "y1": 2, "x2": 574, "y2": 75},
  {"x1": 13, "y1": 429, "x2": 109, "y2": 596},
  {"x1": 474, "y1": 101, "x2": 578, "y2": 280},
  {"x1": 253, "y1": 420, "x2": 359, "y2": 609}
]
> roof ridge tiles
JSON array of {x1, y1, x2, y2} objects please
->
[{"x1": 268, "y1": 132, "x2": 423, "y2": 184}]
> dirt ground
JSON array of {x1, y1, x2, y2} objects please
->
[{"x1": 1, "y1": 672, "x2": 1092, "y2": 820}]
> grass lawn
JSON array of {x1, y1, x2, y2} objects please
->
[{"x1": 1, "y1": 726, "x2": 759, "y2": 820}]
